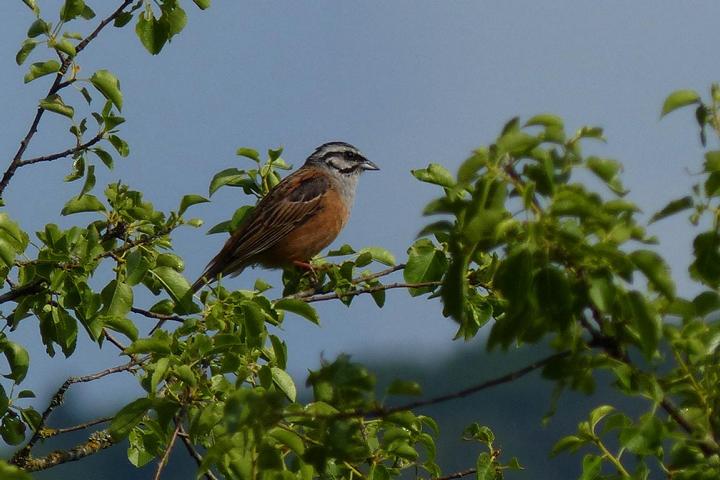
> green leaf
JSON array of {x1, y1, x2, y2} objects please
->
[
  {"x1": 497, "y1": 131, "x2": 540, "y2": 155},
  {"x1": 589, "y1": 405, "x2": 614, "y2": 431},
  {"x1": 53, "y1": 38, "x2": 76, "y2": 57},
  {"x1": 0, "y1": 213, "x2": 29, "y2": 253},
  {"x1": 24, "y1": 60, "x2": 60, "y2": 83},
  {"x1": 61, "y1": 194, "x2": 106, "y2": 215},
  {"x1": 90, "y1": 70, "x2": 123, "y2": 111},
  {"x1": 579, "y1": 454, "x2": 602, "y2": 480},
  {"x1": 15, "y1": 40, "x2": 37, "y2": 66},
  {"x1": 387, "y1": 380, "x2": 422, "y2": 396},
  {"x1": 79, "y1": 164, "x2": 96, "y2": 196},
  {"x1": 39, "y1": 94, "x2": 74, "y2": 118},
  {"x1": 193, "y1": 0, "x2": 211, "y2": 9},
  {"x1": 108, "y1": 135, "x2": 129, "y2": 157},
  {"x1": 551, "y1": 435, "x2": 585, "y2": 456},
  {"x1": 151, "y1": 266, "x2": 190, "y2": 300},
  {"x1": 271, "y1": 367, "x2": 296, "y2": 402},
  {"x1": 404, "y1": 238, "x2": 447, "y2": 296},
  {"x1": 274, "y1": 298, "x2": 319, "y2": 324},
  {"x1": 661, "y1": 89, "x2": 701, "y2": 117},
  {"x1": 91, "y1": 147, "x2": 114, "y2": 169},
  {"x1": 411, "y1": 163, "x2": 455, "y2": 188},
  {"x1": 0, "y1": 415, "x2": 25, "y2": 445},
  {"x1": 110, "y1": 398, "x2": 153, "y2": 440},
  {"x1": 101, "y1": 280, "x2": 133, "y2": 318},
  {"x1": 475, "y1": 452, "x2": 494, "y2": 480},
  {"x1": 586, "y1": 156, "x2": 621, "y2": 186},
  {"x1": 649, "y1": 196, "x2": 693, "y2": 224},
  {"x1": 60, "y1": 0, "x2": 86, "y2": 21},
  {"x1": 457, "y1": 148, "x2": 487, "y2": 183},
  {"x1": 125, "y1": 335, "x2": 171, "y2": 355},
  {"x1": 268, "y1": 428, "x2": 304, "y2": 456},
  {"x1": 630, "y1": 250, "x2": 675, "y2": 298},
  {"x1": 525, "y1": 114, "x2": 564, "y2": 128},
  {"x1": 21, "y1": 0, "x2": 39, "y2": 13},
  {"x1": 51, "y1": 306, "x2": 78, "y2": 357},
  {"x1": 158, "y1": 2, "x2": 187, "y2": 37},
  {"x1": 173, "y1": 364, "x2": 197, "y2": 387},
  {"x1": 0, "y1": 340, "x2": 29, "y2": 383},
  {"x1": 208, "y1": 168, "x2": 254, "y2": 196},
  {"x1": 135, "y1": 11, "x2": 167, "y2": 55},
  {"x1": 358, "y1": 246, "x2": 395, "y2": 266},
  {"x1": 178, "y1": 194, "x2": 209, "y2": 216},
  {"x1": 27, "y1": 19, "x2": 49, "y2": 38},
  {"x1": 626, "y1": 291, "x2": 661, "y2": 358}
]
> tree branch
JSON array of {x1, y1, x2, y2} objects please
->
[
  {"x1": 11, "y1": 430, "x2": 117, "y2": 472},
  {"x1": 300, "y1": 281, "x2": 440, "y2": 304},
  {"x1": 0, "y1": 0, "x2": 134, "y2": 199},
  {"x1": 302, "y1": 351, "x2": 570, "y2": 421},
  {"x1": 45, "y1": 416, "x2": 113, "y2": 437},
  {"x1": 153, "y1": 421, "x2": 181, "y2": 480},
  {"x1": 0, "y1": 279, "x2": 45, "y2": 305},
  {"x1": 434, "y1": 468, "x2": 477, "y2": 480},
  {"x1": 17, "y1": 131, "x2": 105, "y2": 167},
  {"x1": 290, "y1": 263, "x2": 407, "y2": 300},
  {"x1": 10, "y1": 360, "x2": 140, "y2": 465},
  {"x1": 177, "y1": 424, "x2": 219, "y2": 480}
]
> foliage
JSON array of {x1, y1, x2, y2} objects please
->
[{"x1": 0, "y1": 2, "x2": 719, "y2": 480}]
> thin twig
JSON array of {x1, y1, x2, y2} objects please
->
[
  {"x1": 153, "y1": 421, "x2": 181, "y2": 480},
  {"x1": 131, "y1": 307, "x2": 185, "y2": 324},
  {"x1": 17, "y1": 131, "x2": 104, "y2": 166},
  {"x1": 10, "y1": 360, "x2": 140, "y2": 464},
  {"x1": 46, "y1": 416, "x2": 113, "y2": 437},
  {"x1": 177, "y1": 423, "x2": 219, "y2": 480},
  {"x1": 434, "y1": 468, "x2": 477, "y2": 480},
  {"x1": 102, "y1": 328, "x2": 128, "y2": 351},
  {"x1": 301, "y1": 281, "x2": 441, "y2": 304},
  {"x1": 290, "y1": 263, "x2": 407, "y2": 300},
  {"x1": 301, "y1": 351, "x2": 569, "y2": 420},
  {"x1": 0, "y1": 0, "x2": 134, "y2": 198}
]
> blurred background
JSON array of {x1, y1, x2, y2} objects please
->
[{"x1": 0, "y1": 1, "x2": 718, "y2": 478}]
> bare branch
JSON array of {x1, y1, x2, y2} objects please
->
[
  {"x1": 10, "y1": 360, "x2": 140, "y2": 465},
  {"x1": 131, "y1": 307, "x2": 184, "y2": 324},
  {"x1": 45, "y1": 416, "x2": 113, "y2": 437},
  {"x1": 17, "y1": 131, "x2": 105, "y2": 167},
  {"x1": 177, "y1": 424, "x2": 219, "y2": 480},
  {"x1": 11, "y1": 430, "x2": 117, "y2": 472},
  {"x1": 153, "y1": 421, "x2": 181, "y2": 480},
  {"x1": 298, "y1": 351, "x2": 570, "y2": 421},
  {"x1": 0, "y1": 0, "x2": 134, "y2": 198},
  {"x1": 434, "y1": 468, "x2": 477, "y2": 480}
]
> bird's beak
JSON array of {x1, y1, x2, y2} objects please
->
[{"x1": 360, "y1": 159, "x2": 380, "y2": 171}]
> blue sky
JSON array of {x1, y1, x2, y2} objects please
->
[{"x1": 0, "y1": 1, "x2": 718, "y2": 407}]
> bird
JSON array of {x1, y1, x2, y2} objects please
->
[{"x1": 191, "y1": 142, "x2": 379, "y2": 293}]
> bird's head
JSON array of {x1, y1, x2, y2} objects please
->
[{"x1": 306, "y1": 142, "x2": 379, "y2": 176}]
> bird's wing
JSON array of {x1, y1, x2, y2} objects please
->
[{"x1": 196, "y1": 168, "x2": 329, "y2": 286}]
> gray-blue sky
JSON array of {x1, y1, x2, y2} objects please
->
[{"x1": 0, "y1": 1, "x2": 717, "y2": 408}]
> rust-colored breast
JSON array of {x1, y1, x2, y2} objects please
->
[{"x1": 256, "y1": 185, "x2": 348, "y2": 267}]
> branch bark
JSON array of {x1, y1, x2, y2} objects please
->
[
  {"x1": 11, "y1": 430, "x2": 117, "y2": 472},
  {"x1": 17, "y1": 130, "x2": 105, "y2": 167}
]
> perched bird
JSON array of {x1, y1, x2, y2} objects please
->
[{"x1": 191, "y1": 142, "x2": 379, "y2": 292}]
